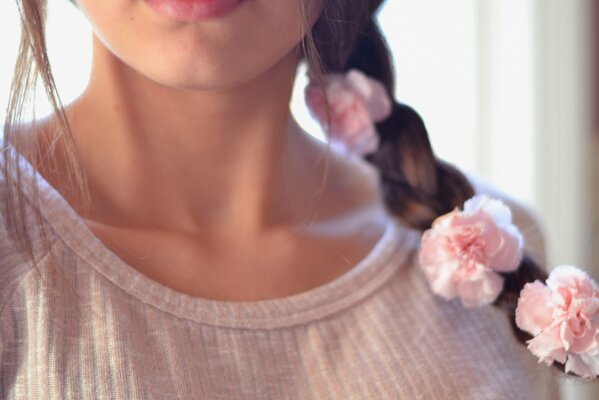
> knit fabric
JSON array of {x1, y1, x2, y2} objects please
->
[{"x1": 0, "y1": 135, "x2": 561, "y2": 399}]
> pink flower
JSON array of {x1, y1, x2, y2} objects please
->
[
  {"x1": 304, "y1": 69, "x2": 392, "y2": 157},
  {"x1": 515, "y1": 265, "x2": 599, "y2": 378},
  {"x1": 418, "y1": 194, "x2": 524, "y2": 307}
]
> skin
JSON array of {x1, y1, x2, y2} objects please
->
[{"x1": 30, "y1": 0, "x2": 391, "y2": 300}]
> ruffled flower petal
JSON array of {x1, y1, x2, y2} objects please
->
[
  {"x1": 345, "y1": 69, "x2": 392, "y2": 122},
  {"x1": 304, "y1": 69, "x2": 392, "y2": 157},
  {"x1": 565, "y1": 353, "x2": 599, "y2": 379},
  {"x1": 425, "y1": 260, "x2": 460, "y2": 300},
  {"x1": 456, "y1": 266, "x2": 504, "y2": 308},
  {"x1": 418, "y1": 194, "x2": 524, "y2": 306},
  {"x1": 526, "y1": 323, "x2": 568, "y2": 365},
  {"x1": 463, "y1": 194, "x2": 513, "y2": 226},
  {"x1": 546, "y1": 265, "x2": 599, "y2": 296},
  {"x1": 515, "y1": 281, "x2": 555, "y2": 335},
  {"x1": 516, "y1": 265, "x2": 599, "y2": 379}
]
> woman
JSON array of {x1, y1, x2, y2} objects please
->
[{"x1": 0, "y1": 0, "x2": 574, "y2": 398}]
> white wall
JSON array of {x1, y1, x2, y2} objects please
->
[
  {"x1": 0, "y1": 0, "x2": 92, "y2": 121},
  {"x1": 531, "y1": 0, "x2": 594, "y2": 398}
]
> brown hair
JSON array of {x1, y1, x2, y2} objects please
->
[
  {"x1": 299, "y1": 0, "x2": 572, "y2": 377},
  {"x1": 0, "y1": 0, "x2": 572, "y2": 378},
  {"x1": 2, "y1": 0, "x2": 91, "y2": 309}
]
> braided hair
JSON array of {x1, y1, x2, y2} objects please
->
[{"x1": 300, "y1": 0, "x2": 566, "y2": 375}]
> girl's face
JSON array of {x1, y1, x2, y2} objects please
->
[{"x1": 75, "y1": 0, "x2": 322, "y2": 90}]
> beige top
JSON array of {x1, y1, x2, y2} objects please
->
[{"x1": 0, "y1": 134, "x2": 561, "y2": 399}]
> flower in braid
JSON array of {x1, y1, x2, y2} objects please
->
[{"x1": 299, "y1": 0, "x2": 599, "y2": 378}]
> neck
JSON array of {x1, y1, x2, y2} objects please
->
[{"x1": 45, "y1": 34, "x2": 336, "y2": 237}]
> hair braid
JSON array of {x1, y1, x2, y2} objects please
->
[
  {"x1": 346, "y1": 20, "x2": 477, "y2": 231},
  {"x1": 303, "y1": 1, "x2": 567, "y2": 376}
]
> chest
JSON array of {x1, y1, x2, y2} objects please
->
[
  {"x1": 82, "y1": 219, "x2": 387, "y2": 301},
  {"x1": 0, "y1": 265, "x2": 552, "y2": 400}
]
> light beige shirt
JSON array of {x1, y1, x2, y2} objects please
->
[{"x1": 0, "y1": 137, "x2": 561, "y2": 399}]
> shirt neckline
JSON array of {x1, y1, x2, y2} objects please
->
[{"x1": 2, "y1": 131, "x2": 419, "y2": 330}]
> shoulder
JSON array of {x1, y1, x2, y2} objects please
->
[
  {"x1": 466, "y1": 172, "x2": 547, "y2": 268},
  {"x1": 0, "y1": 130, "x2": 54, "y2": 308},
  {"x1": 463, "y1": 176, "x2": 562, "y2": 398},
  {"x1": 392, "y1": 171, "x2": 557, "y2": 398}
]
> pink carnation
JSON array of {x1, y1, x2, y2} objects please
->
[
  {"x1": 515, "y1": 265, "x2": 599, "y2": 378},
  {"x1": 304, "y1": 69, "x2": 392, "y2": 157},
  {"x1": 418, "y1": 194, "x2": 524, "y2": 307}
]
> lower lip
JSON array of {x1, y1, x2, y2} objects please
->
[{"x1": 145, "y1": 0, "x2": 246, "y2": 22}]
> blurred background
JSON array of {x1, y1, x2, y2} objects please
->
[{"x1": 0, "y1": 1, "x2": 595, "y2": 398}]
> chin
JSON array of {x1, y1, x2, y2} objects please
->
[
  {"x1": 81, "y1": 0, "x2": 316, "y2": 91},
  {"x1": 120, "y1": 48, "x2": 282, "y2": 91},
  {"x1": 136, "y1": 54, "x2": 251, "y2": 90}
]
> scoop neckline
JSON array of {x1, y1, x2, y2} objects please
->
[{"x1": 2, "y1": 131, "x2": 418, "y2": 329}]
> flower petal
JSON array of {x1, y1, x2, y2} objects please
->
[
  {"x1": 546, "y1": 265, "x2": 594, "y2": 294},
  {"x1": 515, "y1": 281, "x2": 555, "y2": 335},
  {"x1": 456, "y1": 267, "x2": 504, "y2": 307},
  {"x1": 467, "y1": 211, "x2": 523, "y2": 272},
  {"x1": 418, "y1": 230, "x2": 452, "y2": 266},
  {"x1": 487, "y1": 229, "x2": 523, "y2": 272},
  {"x1": 463, "y1": 194, "x2": 513, "y2": 226},
  {"x1": 526, "y1": 324, "x2": 567, "y2": 365},
  {"x1": 567, "y1": 320, "x2": 598, "y2": 354},
  {"x1": 565, "y1": 353, "x2": 599, "y2": 379},
  {"x1": 423, "y1": 259, "x2": 460, "y2": 300},
  {"x1": 345, "y1": 69, "x2": 392, "y2": 122}
]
